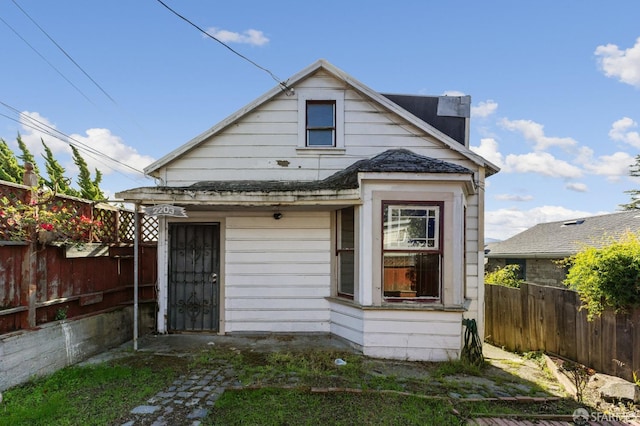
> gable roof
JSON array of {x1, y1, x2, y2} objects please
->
[
  {"x1": 143, "y1": 59, "x2": 498, "y2": 177},
  {"x1": 485, "y1": 210, "x2": 640, "y2": 258}
]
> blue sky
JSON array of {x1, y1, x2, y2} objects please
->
[{"x1": 1, "y1": 1, "x2": 639, "y2": 241}]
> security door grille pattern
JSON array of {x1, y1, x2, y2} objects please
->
[{"x1": 168, "y1": 223, "x2": 219, "y2": 331}]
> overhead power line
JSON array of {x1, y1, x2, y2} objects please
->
[
  {"x1": 0, "y1": 15, "x2": 96, "y2": 107},
  {"x1": 155, "y1": 0, "x2": 294, "y2": 94},
  {"x1": 0, "y1": 100, "x2": 146, "y2": 178},
  {"x1": 11, "y1": 0, "x2": 118, "y2": 104}
]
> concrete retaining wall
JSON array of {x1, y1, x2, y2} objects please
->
[{"x1": 0, "y1": 304, "x2": 155, "y2": 391}]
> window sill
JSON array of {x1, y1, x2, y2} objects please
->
[
  {"x1": 296, "y1": 147, "x2": 346, "y2": 155},
  {"x1": 326, "y1": 296, "x2": 466, "y2": 312}
]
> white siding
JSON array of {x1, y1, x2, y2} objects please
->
[
  {"x1": 160, "y1": 70, "x2": 476, "y2": 186},
  {"x1": 361, "y1": 309, "x2": 463, "y2": 361},
  {"x1": 224, "y1": 212, "x2": 331, "y2": 333},
  {"x1": 329, "y1": 301, "x2": 463, "y2": 361}
]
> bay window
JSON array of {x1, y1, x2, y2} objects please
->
[{"x1": 382, "y1": 202, "x2": 442, "y2": 300}]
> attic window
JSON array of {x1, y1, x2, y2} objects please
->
[
  {"x1": 562, "y1": 219, "x2": 585, "y2": 227},
  {"x1": 296, "y1": 89, "x2": 345, "y2": 152},
  {"x1": 306, "y1": 101, "x2": 336, "y2": 146}
]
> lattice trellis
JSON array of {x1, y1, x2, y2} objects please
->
[
  {"x1": 0, "y1": 181, "x2": 158, "y2": 243},
  {"x1": 115, "y1": 210, "x2": 158, "y2": 243},
  {"x1": 141, "y1": 214, "x2": 158, "y2": 243}
]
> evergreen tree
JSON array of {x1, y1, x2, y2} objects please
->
[
  {"x1": 71, "y1": 145, "x2": 105, "y2": 200},
  {"x1": 42, "y1": 140, "x2": 77, "y2": 196},
  {"x1": 16, "y1": 134, "x2": 43, "y2": 186},
  {"x1": 0, "y1": 138, "x2": 23, "y2": 184},
  {"x1": 621, "y1": 154, "x2": 640, "y2": 210}
]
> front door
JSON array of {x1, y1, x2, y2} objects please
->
[{"x1": 168, "y1": 223, "x2": 219, "y2": 331}]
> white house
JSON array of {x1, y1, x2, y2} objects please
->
[{"x1": 117, "y1": 59, "x2": 498, "y2": 361}]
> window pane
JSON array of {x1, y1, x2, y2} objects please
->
[
  {"x1": 383, "y1": 253, "x2": 439, "y2": 298},
  {"x1": 340, "y1": 207, "x2": 354, "y2": 249},
  {"x1": 338, "y1": 207, "x2": 355, "y2": 296},
  {"x1": 307, "y1": 103, "x2": 334, "y2": 127},
  {"x1": 383, "y1": 206, "x2": 439, "y2": 250},
  {"x1": 339, "y1": 251, "x2": 354, "y2": 295},
  {"x1": 307, "y1": 129, "x2": 334, "y2": 146}
]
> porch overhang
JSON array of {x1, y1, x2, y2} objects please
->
[{"x1": 115, "y1": 186, "x2": 361, "y2": 207}]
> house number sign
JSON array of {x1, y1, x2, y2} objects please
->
[{"x1": 144, "y1": 204, "x2": 188, "y2": 217}]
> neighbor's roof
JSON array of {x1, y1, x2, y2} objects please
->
[
  {"x1": 485, "y1": 210, "x2": 640, "y2": 258},
  {"x1": 143, "y1": 59, "x2": 498, "y2": 177}
]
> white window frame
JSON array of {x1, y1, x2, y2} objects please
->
[{"x1": 297, "y1": 89, "x2": 345, "y2": 152}]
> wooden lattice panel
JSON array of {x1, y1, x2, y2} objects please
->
[
  {"x1": 0, "y1": 185, "x2": 30, "y2": 241},
  {"x1": 141, "y1": 215, "x2": 158, "y2": 242},
  {"x1": 118, "y1": 211, "x2": 136, "y2": 243},
  {"x1": 93, "y1": 208, "x2": 117, "y2": 243}
]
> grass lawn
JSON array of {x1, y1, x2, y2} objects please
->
[
  {"x1": 0, "y1": 355, "x2": 183, "y2": 426},
  {"x1": 208, "y1": 388, "x2": 458, "y2": 425},
  {"x1": 0, "y1": 344, "x2": 582, "y2": 425}
]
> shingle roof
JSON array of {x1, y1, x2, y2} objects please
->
[
  {"x1": 485, "y1": 210, "x2": 640, "y2": 258},
  {"x1": 188, "y1": 149, "x2": 472, "y2": 192}
]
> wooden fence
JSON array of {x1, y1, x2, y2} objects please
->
[
  {"x1": 0, "y1": 181, "x2": 158, "y2": 335},
  {"x1": 485, "y1": 282, "x2": 640, "y2": 382}
]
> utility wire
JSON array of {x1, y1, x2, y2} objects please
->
[
  {"x1": 10, "y1": 0, "x2": 118, "y2": 104},
  {"x1": 0, "y1": 15, "x2": 97, "y2": 107},
  {"x1": 0, "y1": 100, "x2": 146, "y2": 178},
  {"x1": 155, "y1": 0, "x2": 293, "y2": 94}
]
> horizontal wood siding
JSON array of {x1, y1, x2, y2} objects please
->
[
  {"x1": 224, "y1": 212, "x2": 331, "y2": 333},
  {"x1": 162, "y1": 70, "x2": 476, "y2": 186},
  {"x1": 329, "y1": 302, "x2": 365, "y2": 346},
  {"x1": 361, "y1": 310, "x2": 463, "y2": 361}
]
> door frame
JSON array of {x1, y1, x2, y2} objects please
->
[{"x1": 156, "y1": 216, "x2": 226, "y2": 334}]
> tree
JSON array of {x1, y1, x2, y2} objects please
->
[
  {"x1": 484, "y1": 264, "x2": 523, "y2": 288},
  {"x1": 71, "y1": 145, "x2": 104, "y2": 201},
  {"x1": 16, "y1": 134, "x2": 43, "y2": 186},
  {"x1": 620, "y1": 154, "x2": 640, "y2": 210},
  {"x1": 563, "y1": 232, "x2": 640, "y2": 320},
  {"x1": 0, "y1": 138, "x2": 23, "y2": 184},
  {"x1": 41, "y1": 141, "x2": 77, "y2": 196}
]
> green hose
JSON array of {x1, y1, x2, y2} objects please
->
[{"x1": 461, "y1": 318, "x2": 484, "y2": 367}]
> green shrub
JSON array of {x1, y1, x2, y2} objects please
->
[
  {"x1": 562, "y1": 232, "x2": 640, "y2": 320},
  {"x1": 484, "y1": 264, "x2": 523, "y2": 288}
]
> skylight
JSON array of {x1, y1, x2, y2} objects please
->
[{"x1": 562, "y1": 219, "x2": 585, "y2": 226}]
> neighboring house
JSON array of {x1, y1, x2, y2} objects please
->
[
  {"x1": 117, "y1": 59, "x2": 498, "y2": 361},
  {"x1": 485, "y1": 210, "x2": 640, "y2": 288}
]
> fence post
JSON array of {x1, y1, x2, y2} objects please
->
[{"x1": 21, "y1": 163, "x2": 38, "y2": 328}]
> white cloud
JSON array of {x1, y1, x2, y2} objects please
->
[
  {"x1": 470, "y1": 138, "x2": 504, "y2": 168},
  {"x1": 205, "y1": 27, "x2": 269, "y2": 46},
  {"x1": 485, "y1": 206, "x2": 606, "y2": 241},
  {"x1": 595, "y1": 37, "x2": 640, "y2": 88},
  {"x1": 566, "y1": 182, "x2": 588, "y2": 192},
  {"x1": 471, "y1": 100, "x2": 498, "y2": 118},
  {"x1": 19, "y1": 111, "x2": 69, "y2": 153},
  {"x1": 68, "y1": 128, "x2": 155, "y2": 175},
  {"x1": 503, "y1": 151, "x2": 583, "y2": 178},
  {"x1": 500, "y1": 118, "x2": 578, "y2": 151},
  {"x1": 16, "y1": 112, "x2": 154, "y2": 177},
  {"x1": 609, "y1": 117, "x2": 640, "y2": 148},
  {"x1": 575, "y1": 148, "x2": 634, "y2": 181},
  {"x1": 495, "y1": 194, "x2": 533, "y2": 202}
]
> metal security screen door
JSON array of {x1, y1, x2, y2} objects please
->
[{"x1": 168, "y1": 223, "x2": 219, "y2": 331}]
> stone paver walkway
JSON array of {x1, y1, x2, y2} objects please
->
[{"x1": 120, "y1": 365, "x2": 236, "y2": 426}]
